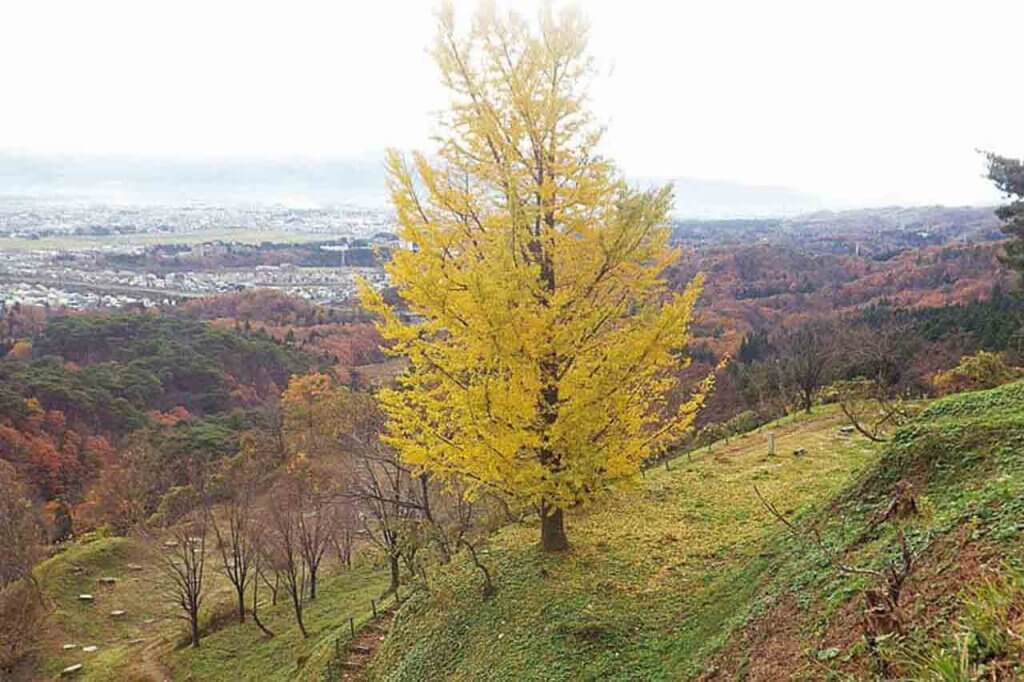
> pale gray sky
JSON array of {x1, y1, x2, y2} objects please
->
[{"x1": 1, "y1": 0, "x2": 1021, "y2": 207}]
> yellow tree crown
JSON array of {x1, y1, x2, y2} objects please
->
[{"x1": 360, "y1": 3, "x2": 711, "y2": 512}]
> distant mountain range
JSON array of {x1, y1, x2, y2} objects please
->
[
  {"x1": 0, "y1": 153, "x2": 391, "y2": 208},
  {"x1": 672, "y1": 205, "x2": 1002, "y2": 256},
  {"x1": 0, "y1": 152, "x2": 985, "y2": 220},
  {"x1": 637, "y1": 176, "x2": 840, "y2": 218}
]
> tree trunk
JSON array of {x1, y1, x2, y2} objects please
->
[
  {"x1": 460, "y1": 538, "x2": 495, "y2": 598},
  {"x1": 388, "y1": 553, "x2": 400, "y2": 593},
  {"x1": 236, "y1": 586, "x2": 246, "y2": 623},
  {"x1": 190, "y1": 612, "x2": 200, "y2": 648},
  {"x1": 251, "y1": 571, "x2": 274, "y2": 638},
  {"x1": 291, "y1": 591, "x2": 308, "y2": 638},
  {"x1": 541, "y1": 507, "x2": 569, "y2": 552},
  {"x1": 308, "y1": 570, "x2": 317, "y2": 601}
]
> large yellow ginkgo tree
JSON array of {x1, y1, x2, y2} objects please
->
[{"x1": 360, "y1": 3, "x2": 712, "y2": 551}]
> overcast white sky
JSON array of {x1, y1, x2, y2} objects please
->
[{"x1": 1, "y1": 0, "x2": 1021, "y2": 207}]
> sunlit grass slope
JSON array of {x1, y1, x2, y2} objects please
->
[
  {"x1": 368, "y1": 406, "x2": 880, "y2": 681},
  {"x1": 34, "y1": 535, "x2": 180, "y2": 682},
  {"x1": 169, "y1": 564, "x2": 389, "y2": 682},
  {"x1": 705, "y1": 380, "x2": 1024, "y2": 680},
  {"x1": 33, "y1": 534, "x2": 388, "y2": 682}
]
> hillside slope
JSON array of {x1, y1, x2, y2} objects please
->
[
  {"x1": 705, "y1": 381, "x2": 1024, "y2": 680},
  {"x1": 31, "y1": 536, "x2": 388, "y2": 682},
  {"x1": 367, "y1": 384, "x2": 1024, "y2": 681},
  {"x1": 367, "y1": 408, "x2": 880, "y2": 680}
]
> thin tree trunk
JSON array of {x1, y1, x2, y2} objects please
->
[
  {"x1": 541, "y1": 506, "x2": 569, "y2": 552},
  {"x1": 460, "y1": 538, "x2": 495, "y2": 597},
  {"x1": 251, "y1": 568, "x2": 274, "y2": 638},
  {"x1": 236, "y1": 586, "x2": 246, "y2": 623},
  {"x1": 388, "y1": 553, "x2": 400, "y2": 593},
  {"x1": 291, "y1": 590, "x2": 308, "y2": 638}
]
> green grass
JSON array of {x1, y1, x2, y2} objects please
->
[
  {"x1": 705, "y1": 380, "x2": 1024, "y2": 680},
  {"x1": 36, "y1": 382, "x2": 1024, "y2": 680},
  {"x1": 33, "y1": 535, "x2": 169, "y2": 681},
  {"x1": 368, "y1": 383, "x2": 1024, "y2": 680},
  {"x1": 33, "y1": 533, "x2": 389, "y2": 681},
  {"x1": 368, "y1": 406, "x2": 880, "y2": 681},
  {"x1": 169, "y1": 563, "x2": 389, "y2": 682}
]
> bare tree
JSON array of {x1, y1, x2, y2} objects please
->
[
  {"x1": 837, "y1": 321, "x2": 919, "y2": 441},
  {"x1": 0, "y1": 462, "x2": 46, "y2": 675},
  {"x1": 332, "y1": 390, "x2": 505, "y2": 594},
  {"x1": 297, "y1": 498, "x2": 332, "y2": 601},
  {"x1": 754, "y1": 484, "x2": 919, "y2": 676},
  {"x1": 329, "y1": 499, "x2": 358, "y2": 571},
  {"x1": 348, "y1": 438, "x2": 424, "y2": 594},
  {"x1": 210, "y1": 481, "x2": 257, "y2": 623},
  {"x1": 776, "y1": 322, "x2": 835, "y2": 413},
  {"x1": 247, "y1": 523, "x2": 275, "y2": 638},
  {"x1": 280, "y1": 377, "x2": 434, "y2": 593},
  {"x1": 837, "y1": 380, "x2": 913, "y2": 443},
  {"x1": 424, "y1": 478, "x2": 478, "y2": 565},
  {"x1": 266, "y1": 482, "x2": 309, "y2": 638},
  {"x1": 331, "y1": 391, "x2": 428, "y2": 594},
  {"x1": 157, "y1": 513, "x2": 209, "y2": 648}
]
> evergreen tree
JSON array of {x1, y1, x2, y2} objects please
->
[{"x1": 986, "y1": 152, "x2": 1024, "y2": 280}]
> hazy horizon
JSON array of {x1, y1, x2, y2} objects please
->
[
  {"x1": 0, "y1": 150, "x2": 1006, "y2": 221},
  {"x1": 3, "y1": 0, "x2": 1022, "y2": 211},
  {"x1": 1, "y1": 150, "x2": 854, "y2": 218}
]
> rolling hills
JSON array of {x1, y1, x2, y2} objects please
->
[
  {"x1": 367, "y1": 383, "x2": 1024, "y2": 680},
  {"x1": 29, "y1": 382, "x2": 1024, "y2": 680}
]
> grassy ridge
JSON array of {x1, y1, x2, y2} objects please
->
[
  {"x1": 33, "y1": 535, "x2": 389, "y2": 681},
  {"x1": 706, "y1": 381, "x2": 1024, "y2": 679},
  {"x1": 368, "y1": 383, "x2": 1024, "y2": 680},
  {"x1": 34, "y1": 535, "x2": 179, "y2": 681},
  {"x1": 36, "y1": 383, "x2": 1024, "y2": 680},
  {"x1": 368, "y1": 407, "x2": 880, "y2": 681},
  {"x1": 169, "y1": 564, "x2": 388, "y2": 682}
]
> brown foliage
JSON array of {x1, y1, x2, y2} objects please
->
[{"x1": 0, "y1": 580, "x2": 47, "y2": 676}]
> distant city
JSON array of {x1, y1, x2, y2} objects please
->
[
  {"x1": 0, "y1": 144, "x2": 1004, "y2": 317},
  {"x1": 0, "y1": 198, "x2": 396, "y2": 309}
]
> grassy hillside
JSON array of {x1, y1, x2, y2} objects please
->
[
  {"x1": 168, "y1": 564, "x2": 388, "y2": 682},
  {"x1": 32, "y1": 535, "x2": 389, "y2": 681},
  {"x1": 33, "y1": 535, "x2": 173, "y2": 681},
  {"x1": 705, "y1": 381, "x2": 1024, "y2": 680},
  {"x1": 368, "y1": 407, "x2": 880, "y2": 680},
  {"x1": 33, "y1": 382, "x2": 1024, "y2": 680},
  {"x1": 367, "y1": 383, "x2": 1024, "y2": 681}
]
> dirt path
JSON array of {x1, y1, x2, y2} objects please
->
[
  {"x1": 136, "y1": 637, "x2": 174, "y2": 682},
  {"x1": 338, "y1": 611, "x2": 395, "y2": 681}
]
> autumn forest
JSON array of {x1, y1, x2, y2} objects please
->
[{"x1": 3, "y1": 3, "x2": 1024, "y2": 682}]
